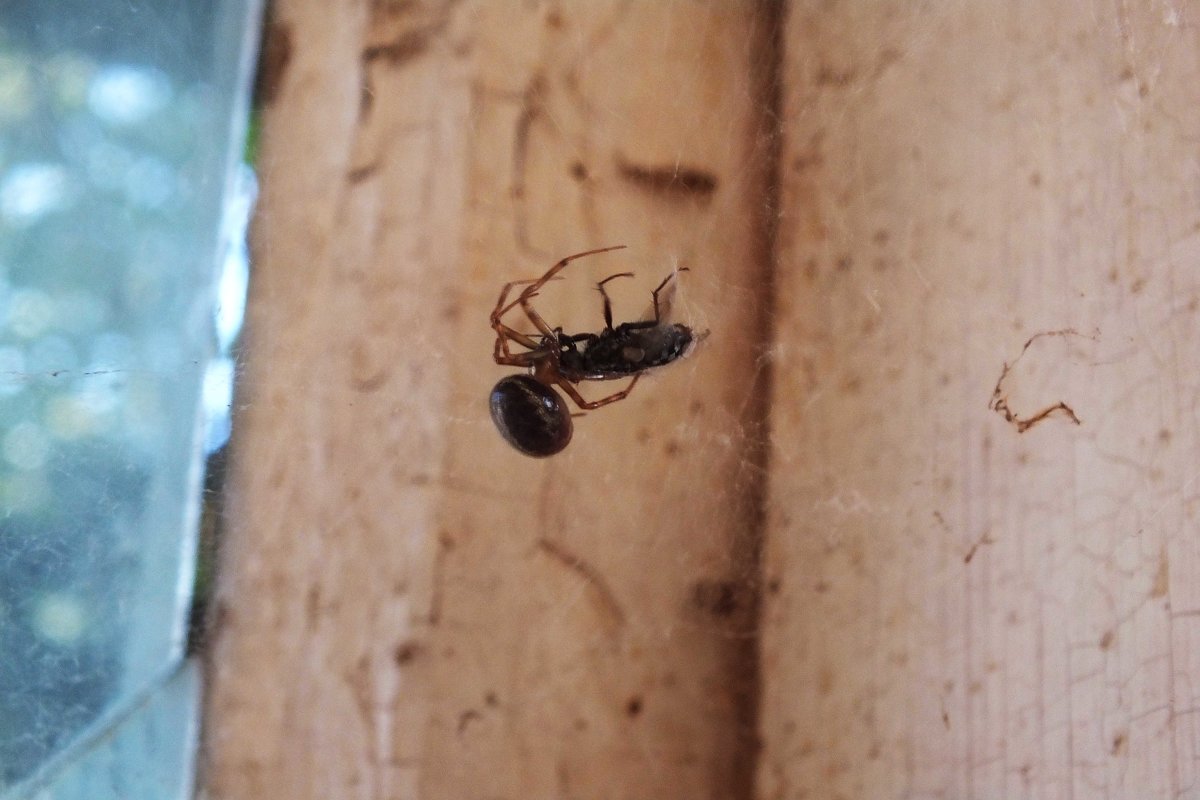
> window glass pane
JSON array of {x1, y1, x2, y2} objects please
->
[{"x1": 0, "y1": 0, "x2": 259, "y2": 793}]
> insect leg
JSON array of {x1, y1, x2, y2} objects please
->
[
  {"x1": 596, "y1": 272, "x2": 635, "y2": 330},
  {"x1": 650, "y1": 267, "x2": 690, "y2": 322},
  {"x1": 500, "y1": 245, "x2": 628, "y2": 321}
]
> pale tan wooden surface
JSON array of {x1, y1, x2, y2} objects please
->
[
  {"x1": 204, "y1": 1, "x2": 1200, "y2": 799},
  {"x1": 205, "y1": 2, "x2": 775, "y2": 798},
  {"x1": 760, "y1": 3, "x2": 1200, "y2": 799}
]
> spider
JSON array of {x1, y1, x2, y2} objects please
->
[{"x1": 489, "y1": 245, "x2": 696, "y2": 457}]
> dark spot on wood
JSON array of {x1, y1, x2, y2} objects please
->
[
  {"x1": 792, "y1": 151, "x2": 824, "y2": 171},
  {"x1": 210, "y1": 599, "x2": 231, "y2": 634},
  {"x1": 373, "y1": 0, "x2": 418, "y2": 14},
  {"x1": 814, "y1": 64, "x2": 856, "y2": 86},
  {"x1": 457, "y1": 709, "x2": 482, "y2": 735},
  {"x1": 351, "y1": 369, "x2": 388, "y2": 393},
  {"x1": 363, "y1": 30, "x2": 430, "y2": 65},
  {"x1": 963, "y1": 533, "x2": 994, "y2": 564},
  {"x1": 691, "y1": 579, "x2": 741, "y2": 617},
  {"x1": 255, "y1": 21, "x2": 294, "y2": 106},
  {"x1": 347, "y1": 163, "x2": 380, "y2": 184},
  {"x1": 874, "y1": 47, "x2": 902, "y2": 77},
  {"x1": 817, "y1": 665, "x2": 835, "y2": 694},
  {"x1": 360, "y1": 81, "x2": 374, "y2": 118},
  {"x1": 615, "y1": 154, "x2": 718, "y2": 199},
  {"x1": 394, "y1": 640, "x2": 421, "y2": 664},
  {"x1": 306, "y1": 585, "x2": 320, "y2": 626},
  {"x1": 626, "y1": 696, "x2": 643, "y2": 717},
  {"x1": 1150, "y1": 550, "x2": 1169, "y2": 598}
]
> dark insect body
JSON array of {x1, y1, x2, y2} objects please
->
[{"x1": 489, "y1": 245, "x2": 695, "y2": 457}]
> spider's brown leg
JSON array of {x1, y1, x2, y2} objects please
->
[
  {"x1": 499, "y1": 245, "x2": 628, "y2": 324},
  {"x1": 493, "y1": 246, "x2": 628, "y2": 352},
  {"x1": 492, "y1": 318, "x2": 541, "y2": 351},
  {"x1": 492, "y1": 278, "x2": 560, "y2": 357},
  {"x1": 516, "y1": 297, "x2": 557, "y2": 339},
  {"x1": 556, "y1": 374, "x2": 640, "y2": 411},
  {"x1": 650, "y1": 267, "x2": 690, "y2": 322},
  {"x1": 493, "y1": 324, "x2": 541, "y2": 363},
  {"x1": 494, "y1": 282, "x2": 561, "y2": 331},
  {"x1": 531, "y1": 245, "x2": 628, "y2": 291},
  {"x1": 494, "y1": 348, "x2": 538, "y2": 368},
  {"x1": 596, "y1": 272, "x2": 635, "y2": 330},
  {"x1": 491, "y1": 278, "x2": 553, "y2": 326}
]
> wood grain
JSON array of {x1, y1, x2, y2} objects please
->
[
  {"x1": 204, "y1": 2, "x2": 1200, "y2": 798},
  {"x1": 760, "y1": 3, "x2": 1200, "y2": 798},
  {"x1": 204, "y1": 2, "x2": 777, "y2": 798}
]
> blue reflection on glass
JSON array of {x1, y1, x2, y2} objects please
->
[{"x1": 0, "y1": 0, "x2": 261, "y2": 797}]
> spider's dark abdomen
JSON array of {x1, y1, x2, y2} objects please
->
[
  {"x1": 561, "y1": 323, "x2": 694, "y2": 380},
  {"x1": 489, "y1": 374, "x2": 573, "y2": 457}
]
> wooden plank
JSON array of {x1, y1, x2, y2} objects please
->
[
  {"x1": 204, "y1": 1, "x2": 777, "y2": 798},
  {"x1": 761, "y1": 3, "x2": 1200, "y2": 798}
]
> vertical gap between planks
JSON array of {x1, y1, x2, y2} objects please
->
[{"x1": 728, "y1": 1, "x2": 787, "y2": 798}]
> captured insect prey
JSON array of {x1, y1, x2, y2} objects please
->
[{"x1": 489, "y1": 245, "x2": 697, "y2": 457}]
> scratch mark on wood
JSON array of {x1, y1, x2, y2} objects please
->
[
  {"x1": 535, "y1": 538, "x2": 626, "y2": 631},
  {"x1": 963, "y1": 532, "x2": 995, "y2": 564},
  {"x1": 614, "y1": 153, "x2": 719, "y2": 199},
  {"x1": 1150, "y1": 547, "x2": 1169, "y2": 598},
  {"x1": 511, "y1": 73, "x2": 547, "y2": 254},
  {"x1": 347, "y1": 162, "x2": 381, "y2": 185},
  {"x1": 363, "y1": 29, "x2": 431, "y2": 65},
  {"x1": 988, "y1": 328, "x2": 1088, "y2": 432},
  {"x1": 457, "y1": 709, "x2": 482, "y2": 736}
]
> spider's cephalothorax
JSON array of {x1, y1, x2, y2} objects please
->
[{"x1": 489, "y1": 245, "x2": 696, "y2": 457}]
